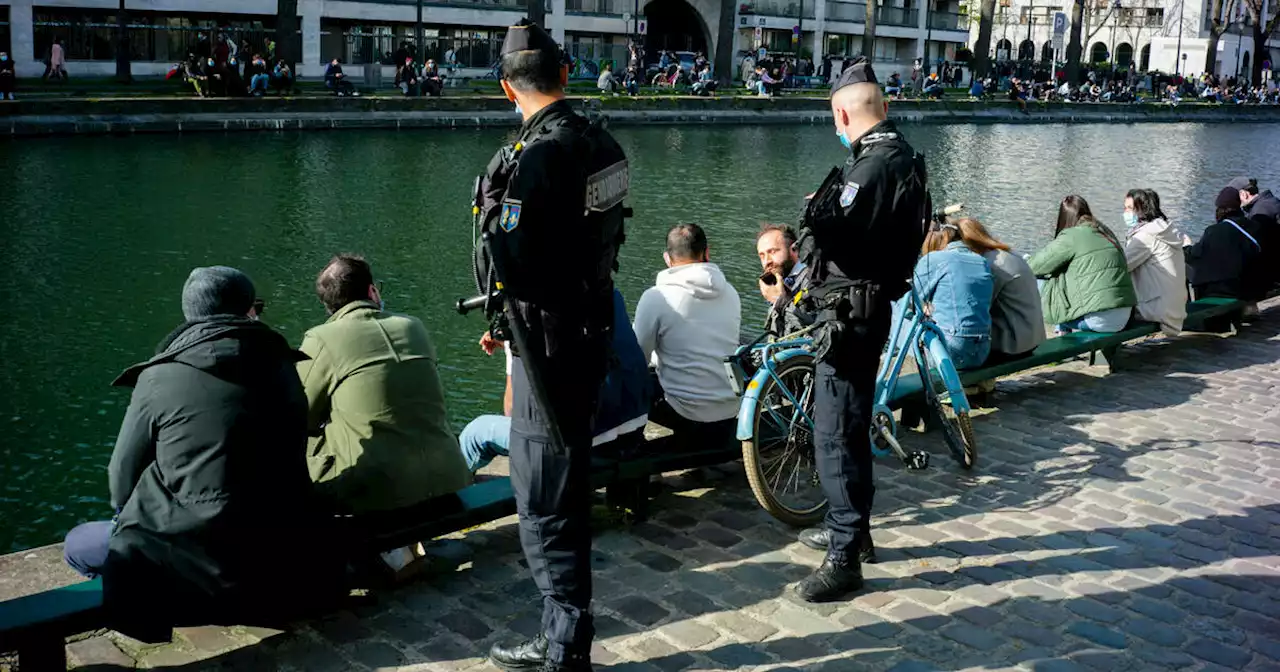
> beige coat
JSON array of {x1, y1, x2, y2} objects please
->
[{"x1": 1124, "y1": 218, "x2": 1187, "y2": 335}]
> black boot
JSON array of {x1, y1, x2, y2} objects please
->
[
  {"x1": 797, "y1": 528, "x2": 878, "y2": 564},
  {"x1": 795, "y1": 554, "x2": 864, "y2": 603},
  {"x1": 490, "y1": 634, "x2": 548, "y2": 671}
]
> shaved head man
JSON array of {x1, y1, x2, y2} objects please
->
[{"x1": 790, "y1": 56, "x2": 932, "y2": 604}]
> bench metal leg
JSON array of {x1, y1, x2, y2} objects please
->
[
  {"x1": 16, "y1": 634, "x2": 67, "y2": 672},
  {"x1": 1090, "y1": 345, "x2": 1122, "y2": 373},
  {"x1": 900, "y1": 400, "x2": 935, "y2": 433}
]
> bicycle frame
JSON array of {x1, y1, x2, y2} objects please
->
[
  {"x1": 871, "y1": 286, "x2": 971, "y2": 456},
  {"x1": 732, "y1": 336, "x2": 815, "y2": 442}
]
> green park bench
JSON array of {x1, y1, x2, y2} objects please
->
[{"x1": 0, "y1": 294, "x2": 1267, "y2": 669}]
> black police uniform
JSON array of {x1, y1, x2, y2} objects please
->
[
  {"x1": 800, "y1": 59, "x2": 928, "y2": 588},
  {"x1": 474, "y1": 24, "x2": 630, "y2": 668}
]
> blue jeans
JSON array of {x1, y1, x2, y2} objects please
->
[
  {"x1": 250, "y1": 73, "x2": 269, "y2": 93},
  {"x1": 942, "y1": 334, "x2": 991, "y2": 370},
  {"x1": 64, "y1": 520, "x2": 112, "y2": 578},
  {"x1": 1056, "y1": 307, "x2": 1132, "y2": 334},
  {"x1": 459, "y1": 414, "x2": 511, "y2": 472}
]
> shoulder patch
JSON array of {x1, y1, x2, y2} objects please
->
[
  {"x1": 500, "y1": 199, "x2": 522, "y2": 232},
  {"x1": 585, "y1": 160, "x2": 630, "y2": 212},
  {"x1": 839, "y1": 182, "x2": 860, "y2": 208}
]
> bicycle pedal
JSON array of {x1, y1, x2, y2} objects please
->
[{"x1": 905, "y1": 451, "x2": 930, "y2": 470}]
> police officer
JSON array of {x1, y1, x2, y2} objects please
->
[
  {"x1": 475, "y1": 20, "x2": 630, "y2": 672},
  {"x1": 792, "y1": 57, "x2": 929, "y2": 602}
]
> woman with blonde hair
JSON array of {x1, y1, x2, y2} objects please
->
[
  {"x1": 892, "y1": 217, "x2": 994, "y2": 370},
  {"x1": 953, "y1": 218, "x2": 1045, "y2": 364}
]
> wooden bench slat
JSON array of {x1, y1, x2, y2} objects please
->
[{"x1": 0, "y1": 579, "x2": 103, "y2": 648}]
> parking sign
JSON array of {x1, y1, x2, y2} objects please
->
[{"x1": 1053, "y1": 12, "x2": 1067, "y2": 34}]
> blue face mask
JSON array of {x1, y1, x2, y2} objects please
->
[
  {"x1": 837, "y1": 131, "x2": 852, "y2": 149},
  {"x1": 514, "y1": 102, "x2": 523, "y2": 116},
  {"x1": 1123, "y1": 211, "x2": 1140, "y2": 228},
  {"x1": 0, "y1": 56, "x2": 8, "y2": 61}
]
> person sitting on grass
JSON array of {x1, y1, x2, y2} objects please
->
[
  {"x1": 692, "y1": 65, "x2": 717, "y2": 96},
  {"x1": 623, "y1": 65, "x2": 640, "y2": 96},
  {"x1": 922, "y1": 72, "x2": 944, "y2": 98},
  {"x1": 884, "y1": 72, "x2": 903, "y2": 98},
  {"x1": 396, "y1": 55, "x2": 420, "y2": 96},
  {"x1": 422, "y1": 59, "x2": 444, "y2": 96},
  {"x1": 270, "y1": 60, "x2": 294, "y2": 95},
  {"x1": 968, "y1": 76, "x2": 985, "y2": 99},
  {"x1": 597, "y1": 63, "x2": 618, "y2": 94},
  {"x1": 246, "y1": 53, "x2": 270, "y2": 96}
]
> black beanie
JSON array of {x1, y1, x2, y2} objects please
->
[
  {"x1": 181, "y1": 266, "x2": 256, "y2": 321},
  {"x1": 1214, "y1": 187, "x2": 1241, "y2": 212}
]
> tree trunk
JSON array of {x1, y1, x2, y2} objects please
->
[
  {"x1": 862, "y1": 0, "x2": 878, "y2": 60},
  {"x1": 1203, "y1": 0, "x2": 1229, "y2": 75},
  {"x1": 276, "y1": 0, "x2": 300, "y2": 73},
  {"x1": 529, "y1": 0, "x2": 546, "y2": 28},
  {"x1": 1066, "y1": 0, "x2": 1085, "y2": 82},
  {"x1": 1247, "y1": 0, "x2": 1279, "y2": 83},
  {"x1": 115, "y1": 0, "x2": 132, "y2": 83},
  {"x1": 972, "y1": 0, "x2": 997, "y2": 79},
  {"x1": 714, "y1": 0, "x2": 737, "y2": 86}
]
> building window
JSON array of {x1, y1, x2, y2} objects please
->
[{"x1": 33, "y1": 8, "x2": 272, "y2": 62}]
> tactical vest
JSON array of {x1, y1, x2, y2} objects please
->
[{"x1": 472, "y1": 111, "x2": 630, "y2": 329}]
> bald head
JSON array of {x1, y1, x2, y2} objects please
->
[{"x1": 831, "y1": 82, "x2": 888, "y2": 145}]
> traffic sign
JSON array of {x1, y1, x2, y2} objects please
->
[{"x1": 1053, "y1": 11, "x2": 1067, "y2": 35}]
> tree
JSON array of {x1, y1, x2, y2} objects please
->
[
  {"x1": 862, "y1": 0, "x2": 878, "y2": 61},
  {"x1": 1066, "y1": 0, "x2": 1085, "y2": 81},
  {"x1": 1243, "y1": 0, "x2": 1280, "y2": 82},
  {"x1": 529, "y1": 0, "x2": 546, "y2": 28},
  {"x1": 971, "y1": 0, "x2": 998, "y2": 79},
  {"x1": 115, "y1": 0, "x2": 132, "y2": 83},
  {"x1": 714, "y1": 0, "x2": 736, "y2": 86},
  {"x1": 276, "y1": 0, "x2": 300, "y2": 72},
  {"x1": 1202, "y1": 0, "x2": 1236, "y2": 75}
]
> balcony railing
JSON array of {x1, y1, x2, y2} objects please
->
[
  {"x1": 566, "y1": 0, "x2": 635, "y2": 15},
  {"x1": 927, "y1": 11, "x2": 968, "y2": 30},
  {"x1": 741, "y1": 0, "x2": 817, "y2": 19},
  {"x1": 878, "y1": 5, "x2": 918, "y2": 26},
  {"x1": 825, "y1": 0, "x2": 868, "y2": 22}
]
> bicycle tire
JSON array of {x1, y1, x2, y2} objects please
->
[
  {"x1": 917, "y1": 342, "x2": 978, "y2": 469},
  {"x1": 742, "y1": 353, "x2": 827, "y2": 526}
]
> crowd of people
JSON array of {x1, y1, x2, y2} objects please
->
[
  {"x1": 172, "y1": 33, "x2": 295, "y2": 98},
  {"x1": 966, "y1": 67, "x2": 1280, "y2": 105}
]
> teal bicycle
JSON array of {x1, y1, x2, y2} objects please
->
[{"x1": 726, "y1": 212, "x2": 978, "y2": 526}]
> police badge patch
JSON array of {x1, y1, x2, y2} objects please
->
[
  {"x1": 839, "y1": 182, "x2": 860, "y2": 208},
  {"x1": 499, "y1": 199, "x2": 522, "y2": 232}
]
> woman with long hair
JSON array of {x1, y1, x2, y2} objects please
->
[
  {"x1": 1028, "y1": 195, "x2": 1137, "y2": 334},
  {"x1": 1122, "y1": 189, "x2": 1188, "y2": 335},
  {"x1": 893, "y1": 218, "x2": 994, "y2": 370},
  {"x1": 953, "y1": 218, "x2": 1045, "y2": 364}
]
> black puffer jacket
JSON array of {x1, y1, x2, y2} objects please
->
[{"x1": 103, "y1": 317, "x2": 334, "y2": 633}]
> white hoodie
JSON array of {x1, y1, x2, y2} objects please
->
[
  {"x1": 1124, "y1": 217, "x2": 1188, "y2": 336},
  {"x1": 633, "y1": 262, "x2": 742, "y2": 423}
]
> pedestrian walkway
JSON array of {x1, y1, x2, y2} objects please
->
[{"x1": 58, "y1": 307, "x2": 1280, "y2": 671}]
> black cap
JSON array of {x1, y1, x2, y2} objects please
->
[
  {"x1": 501, "y1": 19, "x2": 559, "y2": 57},
  {"x1": 831, "y1": 56, "x2": 878, "y2": 96}
]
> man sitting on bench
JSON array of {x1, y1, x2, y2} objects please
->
[
  {"x1": 297, "y1": 255, "x2": 472, "y2": 572},
  {"x1": 633, "y1": 224, "x2": 741, "y2": 445},
  {"x1": 62, "y1": 266, "x2": 333, "y2": 630},
  {"x1": 458, "y1": 289, "x2": 650, "y2": 471}
]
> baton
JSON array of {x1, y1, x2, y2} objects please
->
[{"x1": 458, "y1": 232, "x2": 568, "y2": 457}]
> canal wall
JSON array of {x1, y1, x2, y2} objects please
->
[{"x1": 2, "y1": 97, "x2": 1278, "y2": 136}]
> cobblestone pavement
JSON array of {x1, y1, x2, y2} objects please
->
[{"x1": 53, "y1": 309, "x2": 1280, "y2": 671}]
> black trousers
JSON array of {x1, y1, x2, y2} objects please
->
[
  {"x1": 812, "y1": 316, "x2": 888, "y2": 564},
  {"x1": 509, "y1": 348, "x2": 603, "y2": 663}
]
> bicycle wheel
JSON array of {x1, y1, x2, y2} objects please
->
[
  {"x1": 916, "y1": 340, "x2": 978, "y2": 469},
  {"x1": 742, "y1": 353, "x2": 826, "y2": 526}
]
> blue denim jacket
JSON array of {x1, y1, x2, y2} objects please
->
[{"x1": 911, "y1": 241, "x2": 995, "y2": 339}]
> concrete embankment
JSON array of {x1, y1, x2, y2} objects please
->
[{"x1": 2, "y1": 96, "x2": 1279, "y2": 136}]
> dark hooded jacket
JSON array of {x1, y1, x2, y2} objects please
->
[
  {"x1": 1245, "y1": 189, "x2": 1280, "y2": 226},
  {"x1": 103, "y1": 316, "x2": 333, "y2": 633}
]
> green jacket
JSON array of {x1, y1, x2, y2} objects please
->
[
  {"x1": 1028, "y1": 225, "x2": 1138, "y2": 326},
  {"x1": 297, "y1": 301, "x2": 471, "y2": 514}
]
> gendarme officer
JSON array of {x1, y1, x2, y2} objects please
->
[
  {"x1": 475, "y1": 20, "x2": 630, "y2": 672},
  {"x1": 792, "y1": 57, "x2": 929, "y2": 602}
]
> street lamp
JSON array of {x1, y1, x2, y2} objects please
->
[
  {"x1": 1109, "y1": 0, "x2": 1121, "y2": 67},
  {"x1": 1175, "y1": 0, "x2": 1184, "y2": 75}
]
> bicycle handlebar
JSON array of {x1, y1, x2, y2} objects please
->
[{"x1": 456, "y1": 292, "x2": 498, "y2": 315}]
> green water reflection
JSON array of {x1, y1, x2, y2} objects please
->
[{"x1": 1, "y1": 122, "x2": 1276, "y2": 551}]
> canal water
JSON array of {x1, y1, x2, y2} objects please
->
[{"x1": 1, "y1": 122, "x2": 1276, "y2": 552}]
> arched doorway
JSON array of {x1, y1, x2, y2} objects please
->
[
  {"x1": 1090, "y1": 41, "x2": 1108, "y2": 63},
  {"x1": 1042, "y1": 41, "x2": 1054, "y2": 62},
  {"x1": 1140, "y1": 44, "x2": 1151, "y2": 71},
  {"x1": 1115, "y1": 43, "x2": 1133, "y2": 67},
  {"x1": 1018, "y1": 39, "x2": 1035, "y2": 60},
  {"x1": 644, "y1": 0, "x2": 709, "y2": 56},
  {"x1": 996, "y1": 38, "x2": 1013, "y2": 60}
]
